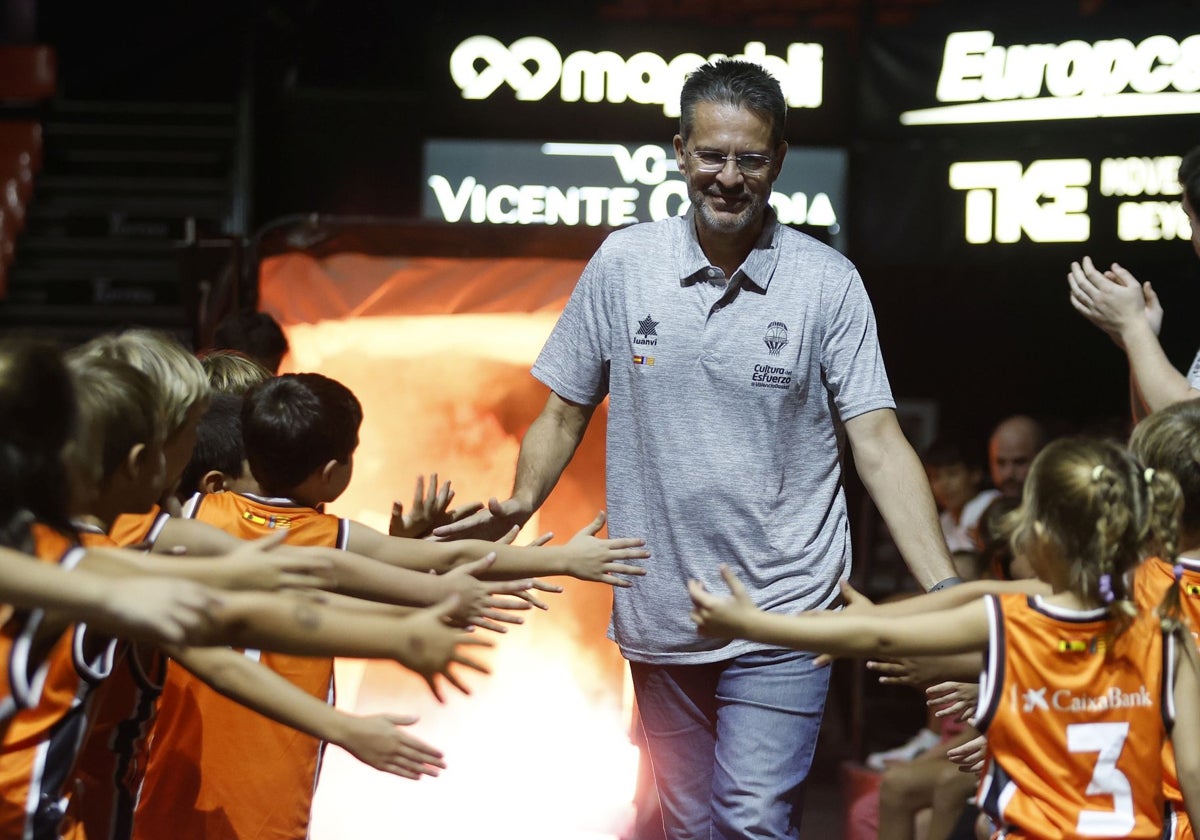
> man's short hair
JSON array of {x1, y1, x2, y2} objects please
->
[
  {"x1": 242, "y1": 373, "x2": 362, "y2": 496},
  {"x1": 679, "y1": 59, "x2": 787, "y2": 149}
]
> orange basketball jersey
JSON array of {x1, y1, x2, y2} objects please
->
[
  {"x1": 133, "y1": 491, "x2": 346, "y2": 840},
  {"x1": 107, "y1": 507, "x2": 171, "y2": 550},
  {"x1": 0, "y1": 524, "x2": 76, "y2": 729},
  {"x1": 0, "y1": 524, "x2": 117, "y2": 840},
  {"x1": 1134, "y1": 556, "x2": 1200, "y2": 840},
  {"x1": 62, "y1": 525, "x2": 167, "y2": 840},
  {"x1": 974, "y1": 593, "x2": 1171, "y2": 840}
]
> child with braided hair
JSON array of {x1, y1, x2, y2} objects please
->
[
  {"x1": 690, "y1": 435, "x2": 1200, "y2": 840},
  {"x1": 1129, "y1": 399, "x2": 1200, "y2": 840}
]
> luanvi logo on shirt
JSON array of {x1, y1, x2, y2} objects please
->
[{"x1": 634, "y1": 315, "x2": 659, "y2": 347}]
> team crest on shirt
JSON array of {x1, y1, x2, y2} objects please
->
[{"x1": 764, "y1": 321, "x2": 789, "y2": 355}]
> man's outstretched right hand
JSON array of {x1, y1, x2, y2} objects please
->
[{"x1": 430, "y1": 496, "x2": 531, "y2": 542}]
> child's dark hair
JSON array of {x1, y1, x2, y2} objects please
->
[
  {"x1": 212, "y1": 310, "x2": 289, "y2": 374},
  {"x1": 0, "y1": 338, "x2": 77, "y2": 547},
  {"x1": 242, "y1": 373, "x2": 362, "y2": 496},
  {"x1": 177, "y1": 394, "x2": 246, "y2": 499},
  {"x1": 977, "y1": 495, "x2": 1021, "y2": 579},
  {"x1": 922, "y1": 433, "x2": 981, "y2": 470},
  {"x1": 1009, "y1": 436, "x2": 1181, "y2": 646}
]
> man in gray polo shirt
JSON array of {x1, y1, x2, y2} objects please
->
[{"x1": 436, "y1": 59, "x2": 958, "y2": 840}]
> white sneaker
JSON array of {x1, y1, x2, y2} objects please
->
[{"x1": 865, "y1": 727, "x2": 942, "y2": 771}]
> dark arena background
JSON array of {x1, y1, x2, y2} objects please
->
[{"x1": 2, "y1": 0, "x2": 1199, "y2": 836}]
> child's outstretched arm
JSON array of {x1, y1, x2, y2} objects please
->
[
  {"x1": 866, "y1": 652, "x2": 984, "y2": 688},
  {"x1": 147, "y1": 520, "x2": 337, "y2": 590},
  {"x1": 837, "y1": 577, "x2": 1048, "y2": 617},
  {"x1": 153, "y1": 518, "x2": 546, "y2": 630},
  {"x1": 180, "y1": 592, "x2": 491, "y2": 702},
  {"x1": 168, "y1": 645, "x2": 446, "y2": 779},
  {"x1": 347, "y1": 510, "x2": 649, "y2": 586},
  {"x1": 688, "y1": 565, "x2": 990, "y2": 659},
  {"x1": 5, "y1": 545, "x2": 224, "y2": 645}
]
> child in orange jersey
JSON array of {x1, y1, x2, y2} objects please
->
[
  {"x1": 690, "y1": 436, "x2": 1200, "y2": 840},
  {"x1": 0, "y1": 344, "x2": 228, "y2": 840},
  {"x1": 1129, "y1": 400, "x2": 1200, "y2": 840},
  {"x1": 0, "y1": 338, "x2": 216, "y2": 648},
  {"x1": 59, "y1": 341, "x2": 499, "y2": 840},
  {"x1": 134, "y1": 370, "x2": 648, "y2": 840}
]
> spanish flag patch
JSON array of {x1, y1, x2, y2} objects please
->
[{"x1": 242, "y1": 510, "x2": 292, "y2": 529}]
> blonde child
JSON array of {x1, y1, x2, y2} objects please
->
[
  {"x1": 690, "y1": 436, "x2": 1200, "y2": 839},
  {"x1": 57, "y1": 348, "x2": 492, "y2": 840},
  {"x1": 198, "y1": 348, "x2": 273, "y2": 396}
]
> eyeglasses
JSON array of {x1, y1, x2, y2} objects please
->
[{"x1": 689, "y1": 149, "x2": 773, "y2": 175}]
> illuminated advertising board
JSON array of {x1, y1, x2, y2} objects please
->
[
  {"x1": 852, "y1": 144, "x2": 1192, "y2": 263},
  {"x1": 422, "y1": 139, "x2": 848, "y2": 250},
  {"x1": 422, "y1": 27, "x2": 851, "y2": 145},
  {"x1": 854, "y1": 9, "x2": 1199, "y2": 263},
  {"x1": 863, "y1": 21, "x2": 1200, "y2": 135}
]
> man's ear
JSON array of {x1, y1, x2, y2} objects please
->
[
  {"x1": 200, "y1": 470, "x2": 227, "y2": 494},
  {"x1": 319, "y1": 459, "x2": 339, "y2": 483}
]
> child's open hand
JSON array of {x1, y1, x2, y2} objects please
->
[
  {"x1": 562, "y1": 511, "x2": 649, "y2": 587},
  {"x1": 389, "y1": 474, "x2": 485, "y2": 540},
  {"x1": 394, "y1": 594, "x2": 493, "y2": 703},
  {"x1": 688, "y1": 564, "x2": 755, "y2": 639},
  {"x1": 336, "y1": 712, "x2": 447, "y2": 780}
]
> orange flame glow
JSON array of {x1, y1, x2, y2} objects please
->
[{"x1": 276, "y1": 315, "x2": 641, "y2": 839}]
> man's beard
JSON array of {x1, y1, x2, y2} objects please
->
[{"x1": 689, "y1": 184, "x2": 765, "y2": 235}]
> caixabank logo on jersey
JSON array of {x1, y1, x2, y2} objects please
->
[{"x1": 1020, "y1": 685, "x2": 1154, "y2": 714}]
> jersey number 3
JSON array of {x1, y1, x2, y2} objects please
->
[{"x1": 1067, "y1": 721, "x2": 1135, "y2": 837}]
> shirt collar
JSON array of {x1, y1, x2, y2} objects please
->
[{"x1": 677, "y1": 206, "x2": 780, "y2": 293}]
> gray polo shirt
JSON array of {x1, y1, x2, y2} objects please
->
[{"x1": 532, "y1": 208, "x2": 895, "y2": 663}]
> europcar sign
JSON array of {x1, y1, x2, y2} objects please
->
[{"x1": 902, "y1": 30, "x2": 1200, "y2": 126}]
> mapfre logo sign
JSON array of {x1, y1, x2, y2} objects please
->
[{"x1": 449, "y1": 36, "x2": 823, "y2": 117}]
